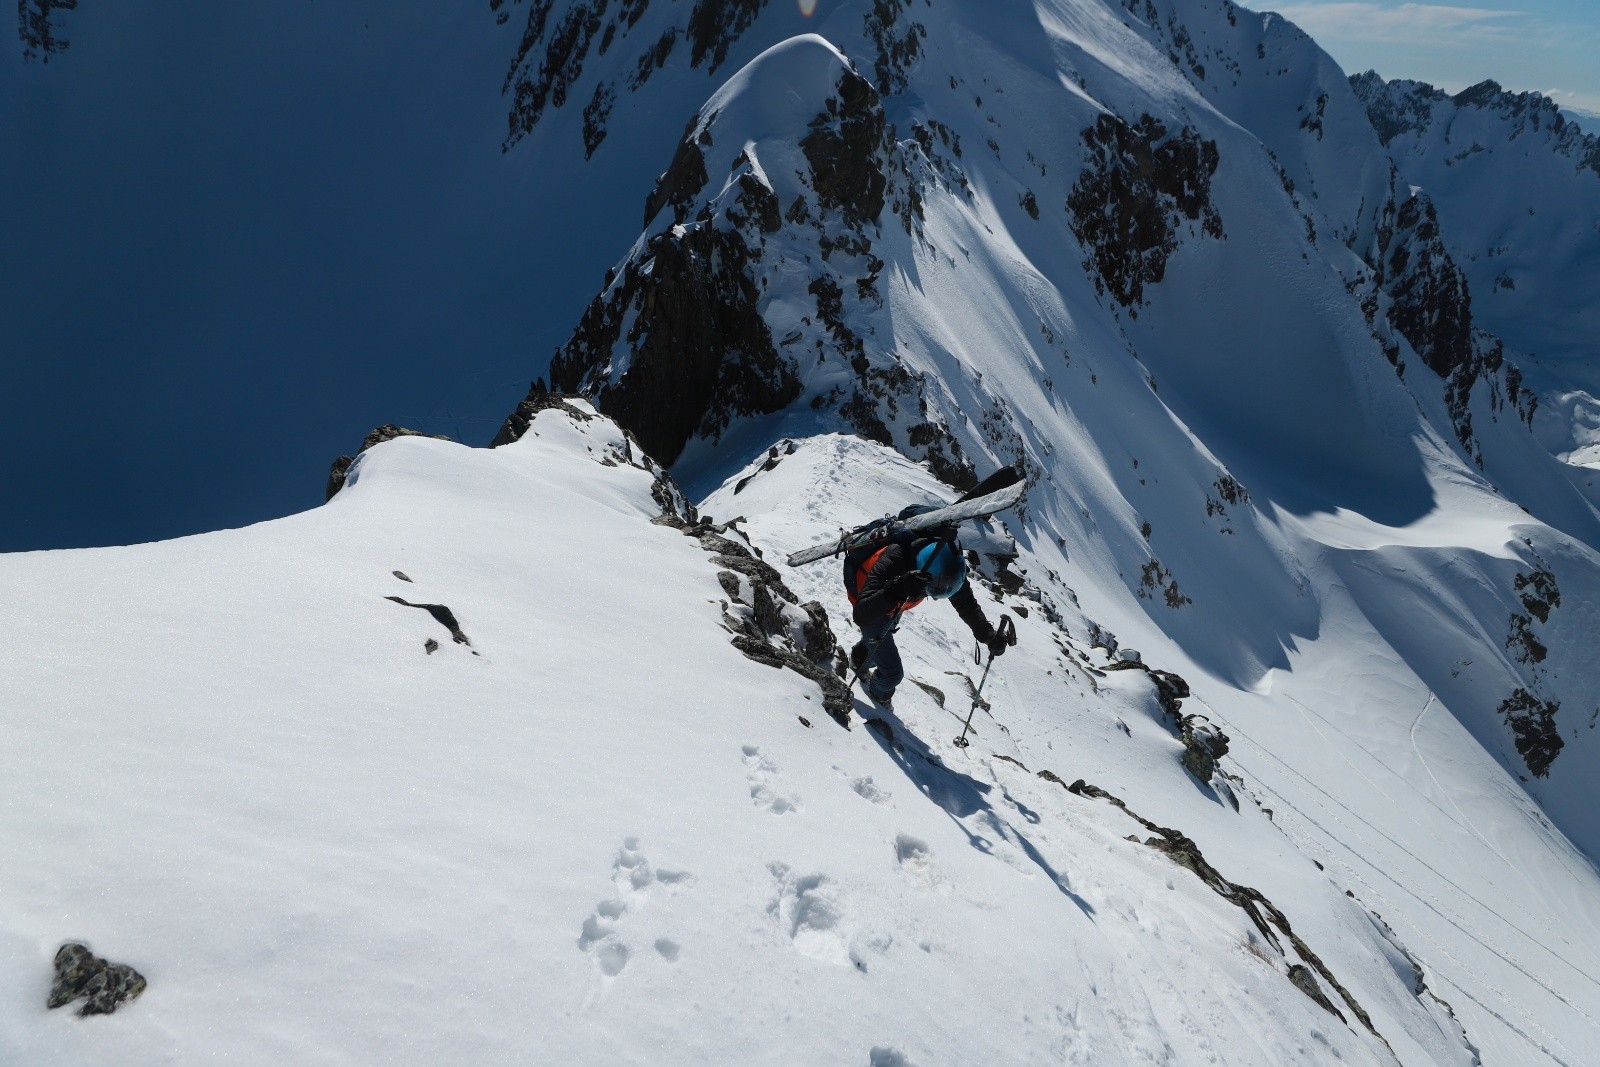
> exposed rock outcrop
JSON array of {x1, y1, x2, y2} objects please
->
[
  {"x1": 1370, "y1": 190, "x2": 1472, "y2": 383},
  {"x1": 799, "y1": 68, "x2": 889, "y2": 230},
  {"x1": 1497, "y1": 547, "x2": 1566, "y2": 778},
  {"x1": 1104, "y1": 658, "x2": 1235, "y2": 788},
  {"x1": 326, "y1": 425, "x2": 453, "y2": 501},
  {"x1": 1063, "y1": 781, "x2": 1389, "y2": 1048},
  {"x1": 668, "y1": 513, "x2": 852, "y2": 725},
  {"x1": 1178, "y1": 714, "x2": 1230, "y2": 783},
  {"x1": 386, "y1": 597, "x2": 474, "y2": 648},
  {"x1": 545, "y1": 215, "x2": 800, "y2": 467},
  {"x1": 1499, "y1": 688, "x2": 1562, "y2": 779},
  {"x1": 498, "y1": 0, "x2": 773, "y2": 152},
  {"x1": 1067, "y1": 113, "x2": 1224, "y2": 311},
  {"x1": 1343, "y1": 172, "x2": 1523, "y2": 459},
  {"x1": 530, "y1": 53, "x2": 975, "y2": 484},
  {"x1": 18, "y1": 0, "x2": 76, "y2": 62},
  {"x1": 48, "y1": 942, "x2": 146, "y2": 1017}
]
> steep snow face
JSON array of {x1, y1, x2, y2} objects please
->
[
  {"x1": 477, "y1": 2, "x2": 1600, "y2": 1061},
  {"x1": 496, "y1": 0, "x2": 1600, "y2": 798},
  {"x1": 710, "y1": 433, "x2": 1600, "y2": 1067},
  {"x1": 1349, "y1": 75, "x2": 1600, "y2": 385},
  {"x1": 1343, "y1": 72, "x2": 1600, "y2": 525},
  {"x1": 2, "y1": 407, "x2": 1510, "y2": 1065}
]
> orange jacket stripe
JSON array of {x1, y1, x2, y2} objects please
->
[{"x1": 848, "y1": 546, "x2": 925, "y2": 613}]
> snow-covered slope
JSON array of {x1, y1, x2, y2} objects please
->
[
  {"x1": 0, "y1": 405, "x2": 1514, "y2": 1064},
  {"x1": 7, "y1": 407, "x2": 1598, "y2": 1063},
  {"x1": 713, "y1": 432, "x2": 1600, "y2": 1067},
  {"x1": 9, "y1": 0, "x2": 1600, "y2": 1064},
  {"x1": 498, "y1": 0, "x2": 1600, "y2": 821},
  {"x1": 1349, "y1": 73, "x2": 1600, "y2": 488},
  {"x1": 480, "y1": 1, "x2": 1600, "y2": 1061}
]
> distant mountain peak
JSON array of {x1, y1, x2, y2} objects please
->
[{"x1": 1352, "y1": 71, "x2": 1600, "y2": 178}]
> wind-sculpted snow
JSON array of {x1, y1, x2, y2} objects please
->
[{"x1": 10, "y1": 0, "x2": 1600, "y2": 1061}]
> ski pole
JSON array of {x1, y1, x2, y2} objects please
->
[{"x1": 953, "y1": 615, "x2": 1015, "y2": 748}]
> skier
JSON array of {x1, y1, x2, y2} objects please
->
[{"x1": 845, "y1": 533, "x2": 1013, "y2": 709}]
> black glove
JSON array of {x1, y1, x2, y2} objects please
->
[
  {"x1": 886, "y1": 570, "x2": 930, "y2": 603},
  {"x1": 979, "y1": 623, "x2": 1013, "y2": 658}
]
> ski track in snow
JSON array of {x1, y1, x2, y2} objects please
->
[
  {"x1": 1289, "y1": 690, "x2": 1530, "y2": 887},
  {"x1": 1219, "y1": 725, "x2": 1596, "y2": 1062},
  {"x1": 1283, "y1": 692, "x2": 1600, "y2": 980},
  {"x1": 1407, "y1": 695, "x2": 1519, "y2": 875},
  {"x1": 1240, "y1": 773, "x2": 1579, "y2": 1066}
]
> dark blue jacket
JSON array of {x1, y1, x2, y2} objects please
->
[{"x1": 851, "y1": 543, "x2": 993, "y2": 638}]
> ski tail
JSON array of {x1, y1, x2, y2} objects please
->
[{"x1": 954, "y1": 464, "x2": 1022, "y2": 506}]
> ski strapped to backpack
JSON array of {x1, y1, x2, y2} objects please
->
[
  {"x1": 785, "y1": 466, "x2": 1026, "y2": 568},
  {"x1": 841, "y1": 509, "x2": 957, "y2": 607}
]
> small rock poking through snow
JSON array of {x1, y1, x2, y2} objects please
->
[{"x1": 47, "y1": 943, "x2": 146, "y2": 1017}]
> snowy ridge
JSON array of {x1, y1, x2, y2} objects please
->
[
  {"x1": 489, "y1": 0, "x2": 1600, "y2": 1062},
  {"x1": 1, "y1": 405, "x2": 1516, "y2": 1064},
  {"x1": 1349, "y1": 73, "x2": 1600, "y2": 376},
  {"x1": 6, "y1": 0, "x2": 1600, "y2": 1063}
]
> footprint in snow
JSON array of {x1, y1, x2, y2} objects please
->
[
  {"x1": 743, "y1": 745, "x2": 802, "y2": 815},
  {"x1": 767, "y1": 862, "x2": 889, "y2": 971},
  {"x1": 576, "y1": 838, "x2": 694, "y2": 984},
  {"x1": 834, "y1": 765, "x2": 891, "y2": 805},
  {"x1": 894, "y1": 834, "x2": 944, "y2": 891}
]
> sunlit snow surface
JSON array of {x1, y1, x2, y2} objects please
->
[
  {"x1": 1, "y1": 408, "x2": 1594, "y2": 1064},
  {"x1": 6, "y1": 0, "x2": 1600, "y2": 1062}
]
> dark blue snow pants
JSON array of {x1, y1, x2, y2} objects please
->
[{"x1": 858, "y1": 616, "x2": 903, "y2": 702}]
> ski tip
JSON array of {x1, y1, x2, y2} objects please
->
[{"x1": 957, "y1": 464, "x2": 1025, "y2": 504}]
